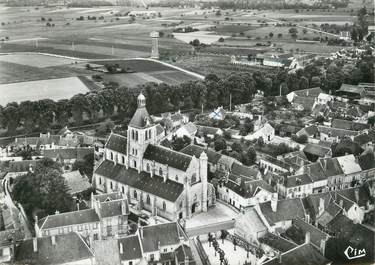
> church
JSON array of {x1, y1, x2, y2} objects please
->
[{"x1": 94, "y1": 93, "x2": 216, "y2": 221}]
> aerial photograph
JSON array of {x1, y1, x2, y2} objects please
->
[{"x1": 0, "y1": 0, "x2": 374, "y2": 264}]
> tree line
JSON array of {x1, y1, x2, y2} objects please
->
[{"x1": 0, "y1": 55, "x2": 373, "y2": 136}]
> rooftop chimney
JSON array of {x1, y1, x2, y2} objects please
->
[
  {"x1": 320, "y1": 238, "x2": 326, "y2": 256},
  {"x1": 354, "y1": 188, "x2": 359, "y2": 204},
  {"x1": 119, "y1": 242, "x2": 124, "y2": 254},
  {"x1": 318, "y1": 197, "x2": 325, "y2": 217},
  {"x1": 271, "y1": 193, "x2": 278, "y2": 212},
  {"x1": 51, "y1": 235, "x2": 56, "y2": 246},
  {"x1": 139, "y1": 225, "x2": 143, "y2": 239},
  {"x1": 305, "y1": 232, "x2": 311, "y2": 244},
  {"x1": 33, "y1": 238, "x2": 38, "y2": 253}
]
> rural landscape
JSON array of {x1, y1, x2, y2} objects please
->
[{"x1": 0, "y1": 0, "x2": 374, "y2": 264}]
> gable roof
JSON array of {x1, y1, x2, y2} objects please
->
[
  {"x1": 62, "y1": 170, "x2": 91, "y2": 195},
  {"x1": 143, "y1": 144, "x2": 192, "y2": 171},
  {"x1": 303, "y1": 143, "x2": 331, "y2": 157},
  {"x1": 292, "y1": 218, "x2": 329, "y2": 248},
  {"x1": 259, "y1": 198, "x2": 305, "y2": 225},
  {"x1": 105, "y1": 133, "x2": 127, "y2": 154},
  {"x1": 118, "y1": 235, "x2": 143, "y2": 261},
  {"x1": 38, "y1": 209, "x2": 100, "y2": 230},
  {"x1": 331, "y1": 119, "x2": 370, "y2": 131},
  {"x1": 180, "y1": 145, "x2": 221, "y2": 164},
  {"x1": 283, "y1": 174, "x2": 313, "y2": 188},
  {"x1": 14, "y1": 233, "x2": 94, "y2": 265},
  {"x1": 99, "y1": 199, "x2": 129, "y2": 218},
  {"x1": 294, "y1": 87, "x2": 323, "y2": 98},
  {"x1": 259, "y1": 232, "x2": 297, "y2": 253},
  {"x1": 231, "y1": 163, "x2": 260, "y2": 179},
  {"x1": 42, "y1": 147, "x2": 94, "y2": 161},
  {"x1": 95, "y1": 160, "x2": 184, "y2": 202},
  {"x1": 141, "y1": 222, "x2": 186, "y2": 252},
  {"x1": 263, "y1": 244, "x2": 330, "y2": 265}
]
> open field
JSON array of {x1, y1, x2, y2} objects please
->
[
  {"x1": 0, "y1": 76, "x2": 89, "y2": 105},
  {"x1": 0, "y1": 53, "x2": 84, "y2": 67},
  {"x1": 92, "y1": 59, "x2": 199, "y2": 86}
]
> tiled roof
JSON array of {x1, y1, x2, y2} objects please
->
[
  {"x1": 42, "y1": 147, "x2": 94, "y2": 161},
  {"x1": 331, "y1": 119, "x2": 370, "y2": 131},
  {"x1": 259, "y1": 198, "x2": 305, "y2": 225},
  {"x1": 292, "y1": 218, "x2": 329, "y2": 247},
  {"x1": 38, "y1": 209, "x2": 100, "y2": 230},
  {"x1": 180, "y1": 145, "x2": 221, "y2": 164},
  {"x1": 14, "y1": 233, "x2": 94, "y2": 265},
  {"x1": 95, "y1": 160, "x2": 184, "y2": 202},
  {"x1": 231, "y1": 163, "x2": 260, "y2": 179},
  {"x1": 175, "y1": 244, "x2": 195, "y2": 265},
  {"x1": 62, "y1": 170, "x2": 91, "y2": 195},
  {"x1": 105, "y1": 133, "x2": 127, "y2": 154},
  {"x1": 303, "y1": 143, "x2": 331, "y2": 157},
  {"x1": 338, "y1": 83, "x2": 364, "y2": 94},
  {"x1": 263, "y1": 244, "x2": 329, "y2": 265},
  {"x1": 293, "y1": 96, "x2": 316, "y2": 111},
  {"x1": 259, "y1": 232, "x2": 297, "y2": 253},
  {"x1": 141, "y1": 222, "x2": 186, "y2": 252},
  {"x1": 14, "y1": 137, "x2": 39, "y2": 146},
  {"x1": 118, "y1": 235, "x2": 143, "y2": 261},
  {"x1": 318, "y1": 125, "x2": 359, "y2": 138},
  {"x1": 225, "y1": 178, "x2": 273, "y2": 198},
  {"x1": 318, "y1": 158, "x2": 343, "y2": 177},
  {"x1": 93, "y1": 192, "x2": 123, "y2": 203},
  {"x1": 143, "y1": 144, "x2": 192, "y2": 171},
  {"x1": 99, "y1": 199, "x2": 129, "y2": 218},
  {"x1": 284, "y1": 174, "x2": 313, "y2": 188}
]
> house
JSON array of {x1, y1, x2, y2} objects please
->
[
  {"x1": 255, "y1": 195, "x2": 307, "y2": 232},
  {"x1": 180, "y1": 144, "x2": 222, "y2": 173},
  {"x1": 262, "y1": 237, "x2": 331, "y2": 265},
  {"x1": 196, "y1": 125, "x2": 223, "y2": 139},
  {"x1": 42, "y1": 147, "x2": 94, "y2": 171},
  {"x1": 209, "y1": 106, "x2": 226, "y2": 120},
  {"x1": 217, "y1": 173, "x2": 275, "y2": 210},
  {"x1": 336, "y1": 84, "x2": 365, "y2": 99},
  {"x1": 277, "y1": 173, "x2": 314, "y2": 199},
  {"x1": 331, "y1": 119, "x2": 370, "y2": 131},
  {"x1": 325, "y1": 215, "x2": 374, "y2": 264},
  {"x1": 173, "y1": 122, "x2": 198, "y2": 140},
  {"x1": 259, "y1": 155, "x2": 298, "y2": 175},
  {"x1": 13, "y1": 233, "x2": 95, "y2": 265},
  {"x1": 35, "y1": 192, "x2": 129, "y2": 240},
  {"x1": 0, "y1": 229, "x2": 23, "y2": 263},
  {"x1": 244, "y1": 123, "x2": 274, "y2": 143},
  {"x1": 94, "y1": 93, "x2": 215, "y2": 221},
  {"x1": 303, "y1": 143, "x2": 332, "y2": 162},
  {"x1": 259, "y1": 232, "x2": 297, "y2": 254},
  {"x1": 62, "y1": 170, "x2": 91, "y2": 196},
  {"x1": 317, "y1": 126, "x2": 359, "y2": 143}
]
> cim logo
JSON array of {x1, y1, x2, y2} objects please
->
[{"x1": 344, "y1": 246, "x2": 366, "y2": 260}]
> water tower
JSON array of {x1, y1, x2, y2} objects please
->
[{"x1": 150, "y1": 31, "x2": 159, "y2": 59}]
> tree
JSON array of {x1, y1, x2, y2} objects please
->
[
  {"x1": 289, "y1": 27, "x2": 298, "y2": 34},
  {"x1": 12, "y1": 158, "x2": 74, "y2": 220},
  {"x1": 214, "y1": 137, "x2": 227, "y2": 151},
  {"x1": 257, "y1": 137, "x2": 264, "y2": 149},
  {"x1": 231, "y1": 142, "x2": 242, "y2": 153},
  {"x1": 220, "y1": 230, "x2": 228, "y2": 244},
  {"x1": 72, "y1": 153, "x2": 95, "y2": 181},
  {"x1": 171, "y1": 135, "x2": 191, "y2": 151},
  {"x1": 269, "y1": 32, "x2": 274, "y2": 38},
  {"x1": 302, "y1": 28, "x2": 307, "y2": 34},
  {"x1": 246, "y1": 147, "x2": 257, "y2": 165},
  {"x1": 2, "y1": 102, "x2": 20, "y2": 134},
  {"x1": 95, "y1": 119, "x2": 114, "y2": 136},
  {"x1": 277, "y1": 33, "x2": 283, "y2": 38},
  {"x1": 358, "y1": 151, "x2": 375, "y2": 170},
  {"x1": 218, "y1": 37, "x2": 225, "y2": 42}
]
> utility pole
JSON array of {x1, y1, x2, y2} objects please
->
[{"x1": 229, "y1": 93, "x2": 232, "y2": 111}]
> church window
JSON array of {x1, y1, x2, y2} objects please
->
[
  {"x1": 159, "y1": 168, "x2": 163, "y2": 176},
  {"x1": 99, "y1": 177, "x2": 102, "y2": 185},
  {"x1": 132, "y1": 130, "x2": 135, "y2": 140},
  {"x1": 122, "y1": 156, "x2": 125, "y2": 164},
  {"x1": 145, "y1": 132, "x2": 148, "y2": 141},
  {"x1": 135, "y1": 131, "x2": 138, "y2": 141},
  {"x1": 146, "y1": 195, "x2": 151, "y2": 205},
  {"x1": 110, "y1": 181, "x2": 113, "y2": 190},
  {"x1": 149, "y1": 130, "x2": 152, "y2": 139},
  {"x1": 110, "y1": 152, "x2": 113, "y2": 160},
  {"x1": 133, "y1": 160, "x2": 137, "y2": 168},
  {"x1": 122, "y1": 186, "x2": 125, "y2": 194},
  {"x1": 146, "y1": 163, "x2": 150, "y2": 172},
  {"x1": 134, "y1": 190, "x2": 137, "y2": 199},
  {"x1": 162, "y1": 201, "x2": 166, "y2": 211},
  {"x1": 191, "y1": 173, "x2": 197, "y2": 183}
]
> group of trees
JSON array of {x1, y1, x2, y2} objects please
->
[
  {"x1": 214, "y1": 137, "x2": 257, "y2": 166},
  {"x1": 12, "y1": 158, "x2": 74, "y2": 220},
  {"x1": 0, "y1": 54, "x2": 373, "y2": 136},
  {"x1": 351, "y1": 7, "x2": 371, "y2": 42}
]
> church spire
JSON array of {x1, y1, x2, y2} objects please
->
[{"x1": 137, "y1": 92, "x2": 146, "y2": 108}]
